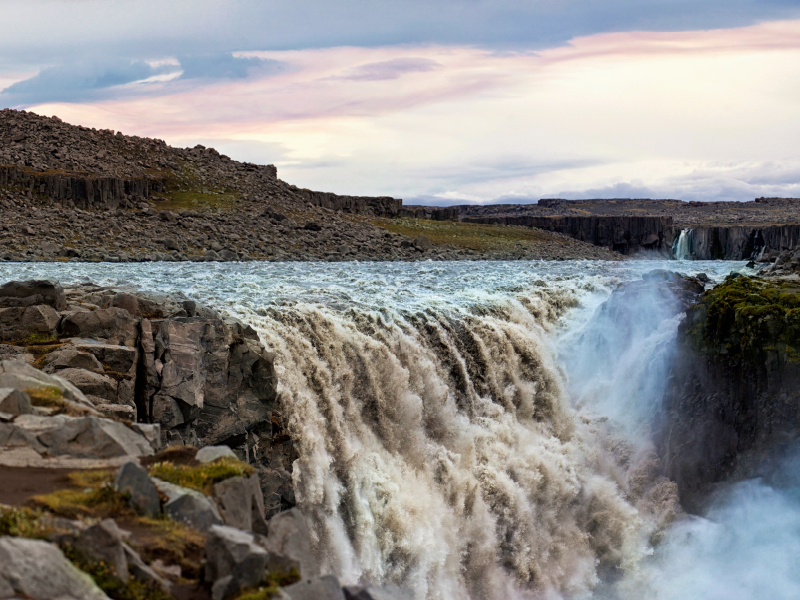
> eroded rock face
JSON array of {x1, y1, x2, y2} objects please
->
[{"x1": 659, "y1": 274, "x2": 800, "y2": 510}]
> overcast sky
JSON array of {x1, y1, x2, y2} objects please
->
[{"x1": 3, "y1": 1, "x2": 800, "y2": 203}]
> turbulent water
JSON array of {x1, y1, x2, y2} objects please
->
[{"x1": 2, "y1": 259, "x2": 798, "y2": 599}]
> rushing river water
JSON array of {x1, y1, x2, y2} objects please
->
[{"x1": 1, "y1": 259, "x2": 798, "y2": 600}]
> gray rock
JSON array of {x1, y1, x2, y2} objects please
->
[
  {"x1": 122, "y1": 544, "x2": 171, "y2": 593},
  {"x1": 116, "y1": 461, "x2": 161, "y2": 517},
  {"x1": 196, "y1": 445, "x2": 237, "y2": 463},
  {"x1": 0, "y1": 536, "x2": 109, "y2": 600},
  {"x1": 0, "y1": 388, "x2": 31, "y2": 416},
  {"x1": 72, "y1": 339, "x2": 137, "y2": 373},
  {"x1": 59, "y1": 308, "x2": 138, "y2": 347},
  {"x1": 205, "y1": 525, "x2": 269, "y2": 600},
  {"x1": 130, "y1": 423, "x2": 162, "y2": 452},
  {"x1": 55, "y1": 368, "x2": 118, "y2": 401},
  {"x1": 413, "y1": 234, "x2": 433, "y2": 251},
  {"x1": 0, "y1": 360, "x2": 94, "y2": 410},
  {"x1": 110, "y1": 292, "x2": 139, "y2": 316},
  {"x1": 213, "y1": 473, "x2": 268, "y2": 534},
  {"x1": 35, "y1": 416, "x2": 155, "y2": 458},
  {"x1": 72, "y1": 519, "x2": 130, "y2": 583},
  {"x1": 0, "y1": 280, "x2": 66, "y2": 310},
  {"x1": 0, "y1": 305, "x2": 60, "y2": 341},
  {"x1": 264, "y1": 508, "x2": 318, "y2": 578},
  {"x1": 281, "y1": 575, "x2": 345, "y2": 600},
  {"x1": 219, "y1": 249, "x2": 239, "y2": 261},
  {"x1": 152, "y1": 478, "x2": 223, "y2": 531},
  {"x1": 42, "y1": 348, "x2": 105, "y2": 374},
  {"x1": 95, "y1": 403, "x2": 136, "y2": 421}
]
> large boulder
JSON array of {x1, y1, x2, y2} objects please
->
[
  {"x1": 115, "y1": 461, "x2": 161, "y2": 517},
  {"x1": 42, "y1": 348, "x2": 105, "y2": 374},
  {"x1": 205, "y1": 525, "x2": 270, "y2": 600},
  {"x1": 23, "y1": 415, "x2": 155, "y2": 458},
  {"x1": 212, "y1": 473, "x2": 268, "y2": 534},
  {"x1": 0, "y1": 280, "x2": 66, "y2": 310},
  {"x1": 152, "y1": 478, "x2": 223, "y2": 531},
  {"x1": 0, "y1": 305, "x2": 60, "y2": 341},
  {"x1": 0, "y1": 360, "x2": 94, "y2": 411},
  {"x1": 0, "y1": 536, "x2": 109, "y2": 600},
  {"x1": 263, "y1": 508, "x2": 317, "y2": 578},
  {"x1": 60, "y1": 308, "x2": 138, "y2": 347},
  {"x1": 55, "y1": 368, "x2": 118, "y2": 402},
  {"x1": 72, "y1": 339, "x2": 137, "y2": 373}
]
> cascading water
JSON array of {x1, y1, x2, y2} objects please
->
[
  {"x1": 2, "y1": 260, "x2": 794, "y2": 599},
  {"x1": 672, "y1": 229, "x2": 692, "y2": 260}
]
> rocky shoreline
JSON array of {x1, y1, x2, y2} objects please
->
[{"x1": 0, "y1": 278, "x2": 405, "y2": 600}]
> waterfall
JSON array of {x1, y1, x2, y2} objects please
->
[
  {"x1": 244, "y1": 284, "x2": 681, "y2": 599},
  {"x1": 672, "y1": 229, "x2": 692, "y2": 260}
]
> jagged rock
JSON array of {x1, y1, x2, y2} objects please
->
[
  {"x1": 60, "y1": 308, "x2": 138, "y2": 347},
  {"x1": 196, "y1": 445, "x2": 237, "y2": 463},
  {"x1": 212, "y1": 473, "x2": 269, "y2": 534},
  {"x1": 72, "y1": 339, "x2": 137, "y2": 373},
  {"x1": 0, "y1": 305, "x2": 60, "y2": 341},
  {"x1": 0, "y1": 360, "x2": 94, "y2": 411},
  {"x1": 151, "y1": 394, "x2": 185, "y2": 429},
  {"x1": 122, "y1": 544, "x2": 171, "y2": 592},
  {"x1": 152, "y1": 478, "x2": 223, "y2": 531},
  {"x1": 28, "y1": 415, "x2": 154, "y2": 458},
  {"x1": 71, "y1": 519, "x2": 130, "y2": 583},
  {"x1": 42, "y1": 348, "x2": 105, "y2": 374},
  {"x1": 0, "y1": 388, "x2": 31, "y2": 416},
  {"x1": 130, "y1": 423, "x2": 162, "y2": 452},
  {"x1": 0, "y1": 280, "x2": 66, "y2": 310},
  {"x1": 205, "y1": 525, "x2": 270, "y2": 600},
  {"x1": 115, "y1": 461, "x2": 161, "y2": 517},
  {"x1": 0, "y1": 536, "x2": 110, "y2": 600},
  {"x1": 263, "y1": 508, "x2": 317, "y2": 578},
  {"x1": 281, "y1": 575, "x2": 345, "y2": 600},
  {"x1": 55, "y1": 368, "x2": 118, "y2": 401},
  {"x1": 343, "y1": 585, "x2": 414, "y2": 600}
]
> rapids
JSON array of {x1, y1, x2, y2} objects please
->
[{"x1": 1, "y1": 259, "x2": 795, "y2": 599}]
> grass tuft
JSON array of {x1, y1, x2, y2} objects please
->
[
  {"x1": 231, "y1": 569, "x2": 302, "y2": 600},
  {"x1": 148, "y1": 457, "x2": 255, "y2": 495}
]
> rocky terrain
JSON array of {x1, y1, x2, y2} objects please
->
[
  {"x1": 658, "y1": 254, "x2": 800, "y2": 510},
  {"x1": 0, "y1": 278, "x2": 409, "y2": 599},
  {"x1": 0, "y1": 109, "x2": 618, "y2": 263}
]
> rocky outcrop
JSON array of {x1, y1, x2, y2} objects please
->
[
  {"x1": 676, "y1": 224, "x2": 800, "y2": 260},
  {"x1": 658, "y1": 274, "x2": 800, "y2": 509},
  {"x1": 462, "y1": 215, "x2": 675, "y2": 255},
  {"x1": 0, "y1": 165, "x2": 163, "y2": 210},
  {"x1": 287, "y1": 186, "x2": 402, "y2": 218}
]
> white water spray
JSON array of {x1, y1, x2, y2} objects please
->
[{"x1": 673, "y1": 230, "x2": 692, "y2": 260}]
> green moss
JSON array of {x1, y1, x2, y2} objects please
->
[
  {"x1": 31, "y1": 471, "x2": 133, "y2": 519},
  {"x1": 230, "y1": 569, "x2": 302, "y2": 600},
  {"x1": 689, "y1": 274, "x2": 800, "y2": 361},
  {"x1": 62, "y1": 544, "x2": 172, "y2": 600},
  {"x1": 0, "y1": 507, "x2": 53, "y2": 539},
  {"x1": 148, "y1": 457, "x2": 255, "y2": 495}
]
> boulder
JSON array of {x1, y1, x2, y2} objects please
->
[
  {"x1": 0, "y1": 305, "x2": 60, "y2": 341},
  {"x1": 0, "y1": 360, "x2": 94, "y2": 410},
  {"x1": 196, "y1": 445, "x2": 237, "y2": 463},
  {"x1": 95, "y1": 404, "x2": 136, "y2": 421},
  {"x1": 413, "y1": 234, "x2": 433, "y2": 251},
  {"x1": 71, "y1": 519, "x2": 130, "y2": 583},
  {"x1": 212, "y1": 473, "x2": 268, "y2": 534},
  {"x1": 152, "y1": 478, "x2": 223, "y2": 531},
  {"x1": 72, "y1": 340, "x2": 137, "y2": 373},
  {"x1": 115, "y1": 461, "x2": 161, "y2": 517},
  {"x1": 0, "y1": 388, "x2": 32, "y2": 416},
  {"x1": 205, "y1": 525, "x2": 269, "y2": 600},
  {"x1": 264, "y1": 508, "x2": 318, "y2": 578},
  {"x1": 0, "y1": 280, "x2": 66, "y2": 310},
  {"x1": 0, "y1": 536, "x2": 109, "y2": 600},
  {"x1": 34, "y1": 416, "x2": 155, "y2": 458},
  {"x1": 281, "y1": 575, "x2": 345, "y2": 600},
  {"x1": 42, "y1": 348, "x2": 105, "y2": 374},
  {"x1": 54, "y1": 368, "x2": 117, "y2": 401},
  {"x1": 59, "y1": 308, "x2": 138, "y2": 347}
]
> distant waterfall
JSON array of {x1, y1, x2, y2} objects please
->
[{"x1": 673, "y1": 229, "x2": 692, "y2": 260}]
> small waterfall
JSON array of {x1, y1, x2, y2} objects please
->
[{"x1": 673, "y1": 229, "x2": 692, "y2": 260}]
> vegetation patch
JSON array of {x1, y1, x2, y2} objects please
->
[
  {"x1": 62, "y1": 544, "x2": 172, "y2": 600},
  {"x1": 30, "y1": 470, "x2": 133, "y2": 519},
  {"x1": 688, "y1": 274, "x2": 800, "y2": 361},
  {"x1": 372, "y1": 217, "x2": 558, "y2": 252},
  {"x1": 132, "y1": 517, "x2": 206, "y2": 581},
  {"x1": 230, "y1": 569, "x2": 302, "y2": 600},
  {"x1": 24, "y1": 386, "x2": 69, "y2": 412},
  {"x1": 0, "y1": 506, "x2": 53, "y2": 539},
  {"x1": 148, "y1": 457, "x2": 255, "y2": 495}
]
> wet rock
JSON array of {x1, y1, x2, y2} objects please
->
[
  {"x1": 281, "y1": 575, "x2": 345, "y2": 600},
  {"x1": 263, "y1": 508, "x2": 317, "y2": 578},
  {"x1": 343, "y1": 585, "x2": 414, "y2": 600},
  {"x1": 115, "y1": 461, "x2": 161, "y2": 517},
  {"x1": 0, "y1": 388, "x2": 32, "y2": 416},
  {"x1": 196, "y1": 445, "x2": 237, "y2": 463},
  {"x1": 0, "y1": 536, "x2": 110, "y2": 600},
  {"x1": 205, "y1": 525, "x2": 270, "y2": 600},
  {"x1": 0, "y1": 280, "x2": 66, "y2": 310}
]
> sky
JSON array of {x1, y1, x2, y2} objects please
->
[{"x1": 3, "y1": 1, "x2": 800, "y2": 205}]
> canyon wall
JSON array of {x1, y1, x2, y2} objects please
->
[
  {"x1": 462, "y1": 214, "x2": 675, "y2": 255},
  {"x1": 682, "y1": 225, "x2": 800, "y2": 260},
  {"x1": 287, "y1": 185, "x2": 402, "y2": 217}
]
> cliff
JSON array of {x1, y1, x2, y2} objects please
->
[
  {"x1": 659, "y1": 274, "x2": 800, "y2": 509},
  {"x1": 461, "y1": 215, "x2": 675, "y2": 255},
  {"x1": 677, "y1": 224, "x2": 800, "y2": 260}
]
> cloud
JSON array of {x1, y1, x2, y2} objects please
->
[
  {"x1": 338, "y1": 58, "x2": 441, "y2": 81},
  {"x1": 179, "y1": 54, "x2": 286, "y2": 80}
]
